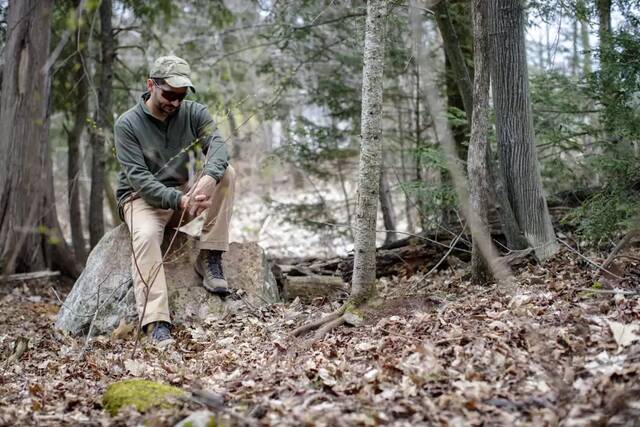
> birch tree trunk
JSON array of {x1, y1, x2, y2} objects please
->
[
  {"x1": 468, "y1": 0, "x2": 491, "y2": 284},
  {"x1": 89, "y1": 0, "x2": 114, "y2": 248},
  {"x1": 488, "y1": 0, "x2": 558, "y2": 261},
  {"x1": 351, "y1": 0, "x2": 387, "y2": 303},
  {"x1": 0, "y1": 0, "x2": 79, "y2": 277}
]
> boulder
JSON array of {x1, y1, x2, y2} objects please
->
[{"x1": 55, "y1": 224, "x2": 279, "y2": 335}]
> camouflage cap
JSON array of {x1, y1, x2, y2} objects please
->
[{"x1": 149, "y1": 55, "x2": 195, "y2": 92}]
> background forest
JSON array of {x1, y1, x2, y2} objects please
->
[
  {"x1": 1, "y1": 0, "x2": 640, "y2": 425},
  {"x1": 1, "y1": 0, "x2": 639, "y2": 271}
]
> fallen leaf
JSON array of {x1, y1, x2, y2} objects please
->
[
  {"x1": 318, "y1": 368, "x2": 337, "y2": 387},
  {"x1": 111, "y1": 319, "x2": 135, "y2": 340},
  {"x1": 124, "y1": 358, "x2": 147, "y2": 377},
  {"x1": 606, "y1": 320, "x2": 640, "y2": 348}
]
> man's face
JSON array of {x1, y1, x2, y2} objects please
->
[{"x1": 147, "y1": 79, "x2": 188, "y2": 116}]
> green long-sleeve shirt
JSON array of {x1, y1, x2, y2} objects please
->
[{"x1": 114, "y1": 92, "x2": 229, "y2": 214}]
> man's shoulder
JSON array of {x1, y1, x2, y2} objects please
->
[
  {"x1": 115, "y1": 104, "x2": 142, "y2": 129},
  {"x1": 182, "y1": 100, "x2": 210, "y2": 117}
]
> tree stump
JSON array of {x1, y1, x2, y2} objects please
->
[{"x1": 55, "y1": 224, "x2": 279, "y2": 335}]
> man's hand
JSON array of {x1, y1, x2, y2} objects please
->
[{"x1": 184, "y1": 175, "x2": 216, "y2": 217}]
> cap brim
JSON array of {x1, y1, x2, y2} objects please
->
[{"x1": 164, "y1": 75, "x2": 196, "y2": 92}]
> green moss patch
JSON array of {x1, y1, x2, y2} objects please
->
[{"x1": 102, "y1": 379, "x2": 186, "y2": 416}]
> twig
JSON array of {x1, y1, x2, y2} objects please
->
[
  {"x1": 557, "y1": 238, "x2": 624, "y2": 280},
  {"x1": 3, "y1": 271, "x2": 60, "y2": 282},
  {"x1": 50, "y1": 276, "x2": 130, "y2": 320},
  {"x1": 81, "y1": 276, "x2": 104, "y2": 355},
  {"x1": 601, "y1": 230, "x2": 640, "y2": 270},
  {"x1": 576, "y1": 288, "x2": 638, "y2": 296},
  {"x1": 304, "y1": 220, "x2": 471, "y2": 253}
]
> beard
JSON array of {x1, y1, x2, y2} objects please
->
[
  {"x1": 151, "y1": 95, "x2": 180, "y2": 116},
  {"x1": 159, "y1": 101, "x2": 179, "y2": 116}
]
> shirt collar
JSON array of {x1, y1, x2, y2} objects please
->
[{"x1": 138, "y1": 91, "x2": 174, "y2": 124}]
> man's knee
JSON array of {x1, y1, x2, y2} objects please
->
[{"x1": 131, "y1": 224, "x2": 163, "y2": 248}]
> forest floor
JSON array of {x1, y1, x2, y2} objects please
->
[{"x1": 1, "y1": 246, "x2": 639, "y2": 426}]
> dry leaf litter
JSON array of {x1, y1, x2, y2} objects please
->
[{"x1": 1, "y1": 247, "x2": 639, "y2": 426}]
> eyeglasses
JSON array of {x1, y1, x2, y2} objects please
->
[{"x1": 152, "y1": 79, "x2": 187, "y2": 102}]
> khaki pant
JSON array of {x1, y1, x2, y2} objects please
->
[{"x1": 123, "y1": 166, "x2": 236, "y2": 327}]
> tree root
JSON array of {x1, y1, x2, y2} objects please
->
[
  {"x1": 314, "y1": 316, "x2": 346, "y2": 341},
  {"x1": 290, "y1": 310, "x2": 343, "y2": 337},
  {"x1": 290, "y1": 300, "x2": 363, "y2": 342}
]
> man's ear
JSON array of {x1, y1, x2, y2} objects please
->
[{"x1": 146, "y1": 79, "x2": 154, "y2": 91}]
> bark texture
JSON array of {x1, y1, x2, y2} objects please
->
[
  {"x1": 351, "y1": 0, "x2": 388, "y2": 302},
  {"x1": 0, "y1": 0, "x2": 78, "y2": 277},
  {"x1": 89, "y1": 0, "x2": 114, "y2": 248},
  {"x1": 467, "y1": 0, "x2": 491, "y2": 284},
  {"x1": 488, "y1": 0, "x2": 558, "y2": 260},
  {"x1": 0, "y1": 0, "x2": 53, "y2": 272}
]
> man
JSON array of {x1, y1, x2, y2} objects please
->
[{"x1": 114, "y1": 55, "x2": 235, "y2": 347}]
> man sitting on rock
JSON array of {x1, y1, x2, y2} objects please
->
[{"x1": 114, "y1": 55, "x2": 235, "y2": 347}]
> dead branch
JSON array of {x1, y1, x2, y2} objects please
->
[
  {"x1": 602, "y1": 230, "x2": 640, "y2": 271},
  {"x1": 3, "y1": 270, "x2": 60, "y2": 282}
]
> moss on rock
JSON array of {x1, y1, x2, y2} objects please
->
[{"x1": 102, "y1": 379, "x2": 186, "y2": 416}]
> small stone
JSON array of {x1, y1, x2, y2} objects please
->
[
  {"x1": 343, "y1": 311, "x2": 364, "y2": 327},
  {"x1": 174, "y1": 410, "x2": 216, "y2": 427}
]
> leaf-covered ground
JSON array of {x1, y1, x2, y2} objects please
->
[{"x1": 1, "y1": 248, "x2": 639, "y2": 426}]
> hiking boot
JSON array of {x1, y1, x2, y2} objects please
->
[
  {"x1": 146, "y1": 321, "x2": 174, "y2": 348},
  {"x1": 195, "y1": 250, "x2": 230, "y2": 297}
]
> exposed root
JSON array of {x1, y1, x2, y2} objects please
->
[
  {"x1": 291, "y1": 310, "x2": 343, "y2": 337},
  {"x1": 291, "y1": 299, "x2": 366, "y2": 343},
  {"x1": 313, "y1": 316, "x2": 346, "y2": 341}
]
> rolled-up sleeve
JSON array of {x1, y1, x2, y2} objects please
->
[{"x1": 114, "y1": 118, "x2": 183, "y2": 209}]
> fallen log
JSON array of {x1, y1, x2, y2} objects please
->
[
  {"x1": 283, "y1": 275, "x2": 347, "y2": 302},
  {"x1": 3, "y1": 270, "x2": 60, "y2": 282}
]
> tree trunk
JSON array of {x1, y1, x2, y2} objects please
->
[
  {"x1": 577, "y1": 0, "x2": 592, "y2": 75},
  {"x1": 67, "y1": 4, "x2": 88, "y2": 263},
  {"x1": 379, "y1": 157, "x2": 397, "y2": 245},
  {"x1": 104, "y1": 176, "x2": 120, "y2": 226},
  {"x1": 486, "y1": 146, "x2": 528, "y2": 250},
  {"x1": 596, "y1": 0, "x2": 612, "y2": 40},
  {"x1": 0, "y1": 0, "x2": 79, "y2": 277},
  {"x1": 89, "y1": 0, "x2": 114, "y2": 248},
  {"x1": 396, "y1": 97, "x2": 415, "y2": 234},
  {"x1": 571, "y1": 14, "x2": 579, "y2": 76},
  {"x1": 488, "y1": 0, "x2": 558, "y2": 261},
  {"x1": 596, "y1": 0, "x2": 612, "y2": 94},
  {"x1": 434, "y1": 0, "x2": 473, "y2": 120},
  {"x1": 468, "y1": 0, "x2": 491, "y2": 284},
  {"x1": 351, "y1": 0, "x2": 388, "y2": 302}
]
